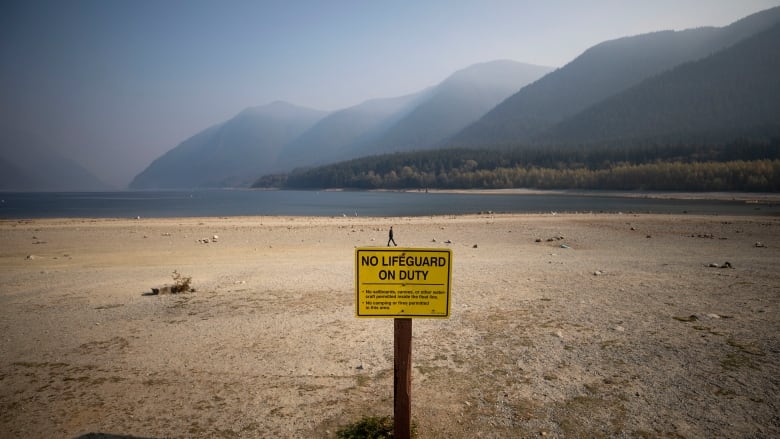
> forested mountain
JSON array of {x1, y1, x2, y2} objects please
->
[
  {"x1": 135, "y1": 7, "x2": 780, "y2": 190},
  {"x1": 539, "y1": 22, "x2": 780, "y2": 145},
  {"x1": 129, "y1": 102, "x2": 327, "y2": 189},
  {"x1": 449, "y1": 6, "x2": 780, "y2": 147},
  {"x1": 0, "y1": 129, "x2": 110, "y2": 191},
  {"x1": 273, "y1": 92, "x2": 425, "y2": 172},
  {"x1": 253, "y1": 9, "x2": 780, "y2": 193},
  {"x1": 350, "y1": 60, "x2": 553, "y2": 155}
]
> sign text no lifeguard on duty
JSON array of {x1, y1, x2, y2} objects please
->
[{"x1": 355, "y1": 247, "x2": 452, "y2": 318}]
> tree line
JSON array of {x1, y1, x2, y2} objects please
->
[{"x1": 252, "y1": 138, "x2": 780, "y2": 192}]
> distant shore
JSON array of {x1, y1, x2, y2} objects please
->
[{"x1": 406, "y1": 188, "x2": 780, "y2": 202}]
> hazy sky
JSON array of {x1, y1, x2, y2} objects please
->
[{"x1": 2, "y1": 0, "x2": 779, "y2": 188}]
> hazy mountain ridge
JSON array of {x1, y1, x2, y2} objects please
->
[
  {"x1": 129, "y1": 102, "x2": 328, "y2": 189},
  {"x1": 273, "y1": 92, "x2": 426, "y2": 172},
  {"x1": 278, "y1": 60, "x2": 551, "y2": 171},
  {"x1": 353, "y1": 60, "x2": 553, "y2": 155},
  {"x1": 131, "y1": 60, "x2": 551, "y2": 188},
  {"x1": 449, "y1": 6, "x2": 780, "y2": 147}
]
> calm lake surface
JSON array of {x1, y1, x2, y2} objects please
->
[{"x1": 0, "y1": 190, "x2": 777, "y2": 219}]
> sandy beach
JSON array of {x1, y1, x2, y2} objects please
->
[{"x1": 1, "y1": 213, "x2": 778, "y2": 438}]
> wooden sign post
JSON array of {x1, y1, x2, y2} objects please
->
[
  {"x1": 355, "y1": 247, "x2": 452, "y2": 438},
  {"x1": 394, "y1": 318, "x2": 413, "y2": 439}
]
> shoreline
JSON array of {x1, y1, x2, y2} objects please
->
[
  {"x1": 405, "y1": 188, "x2": 780, "y2": 202},
  {"x1": 0, "y1": 208, "x2": 774, "y2": 226},
  {"x1": 3, "y1": 187, "x2": 779, "y2": 202}
]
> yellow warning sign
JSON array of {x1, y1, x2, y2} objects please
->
[{"x1": 355, "y1": 247, "x2": 452, "y2": 318}]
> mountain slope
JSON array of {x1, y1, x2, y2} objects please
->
[
  {"x1": 129, "y1": 102, "x2": 327, "y2": 189},
  {"x1": 274, "y1": 60, "x2": 552, "y2": 173},
  {"x1": 539, "y1": 22, "x2": 780, "y2": 145},
  {"x1": 129, "y1": 60, "x2": 556, "y2": 189},
  {"x1": 450, "y1": 6, "x2": 780, "y2": 147},
  {"x1": 356, "y1": 60, "x2": 553, "y2": 155},
  {"x1": 274, "y1": 92, "x2": 425, "y2": 171}
]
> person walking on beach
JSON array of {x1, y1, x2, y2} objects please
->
[{"x1": 387, "y1": 226, "x2": 397, "y2": 247}]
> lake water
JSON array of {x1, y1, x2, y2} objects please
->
[{"x1": 0, "y1": 190, "x2": 777, "y2": 219}]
